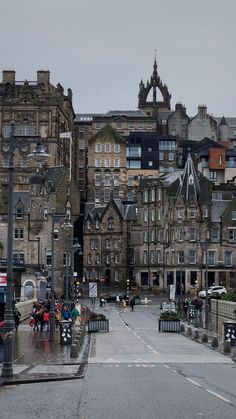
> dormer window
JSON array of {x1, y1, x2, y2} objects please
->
[
  {"x1": 16, "y1": 207, "x2": 24, "y2": 220},
  {"x1": 95, "y1": 219, "x2": 100, "y2": 229},
  {"x1": 188, "y1": 174, "x2": 194, "y2": 185},
  {"x1": 87, "y1": 220, "x2": 92, "y2": 230},
  {"x1": 108, "y1": 217, "x2": 114, "y2": 229}
]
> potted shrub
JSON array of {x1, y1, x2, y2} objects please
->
[
  {"x1": 88, "y1": 312, "x2": 109, "y2": 333},
  {"x1": 159, "y1": 310, "x2": 180, "y2": 332}
]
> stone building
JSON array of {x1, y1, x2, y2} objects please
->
[
  {"x1": 83, "y1": 199, "x2": 137, "y2": 285},
  {"x1": 187, "y1": 105, "x2": 217, "y2": 142},
  {"x1": 87, "y1": 124, "x2": 127, "y2": 205}
]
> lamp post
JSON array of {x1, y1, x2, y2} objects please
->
[
  {"x1": 1, "y1": 122, "x2": 49, "y2": 378},
  {"x1": 205, "y1": 238, "x2": 209, "y2": 330},
  {"x1": 49, "y1": 214, "x2": 72, "y2": 342}
]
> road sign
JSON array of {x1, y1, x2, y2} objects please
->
[{"x1": 89, "y1": 282, "x2": 97, "y2": 298}]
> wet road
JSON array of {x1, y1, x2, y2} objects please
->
[{"x1": 0, "y1": 302, "x2": 235, "y2": 419}]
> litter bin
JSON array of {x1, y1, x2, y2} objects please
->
[
  {"x1": 223, "y1": 321, "x2": 236, "y2": 346},
  {"x1": 59, "y1": 320, "x2": 72, "y2": 345}
]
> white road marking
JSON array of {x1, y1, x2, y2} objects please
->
[
  {"x1": 163, "y1": 364, "x2": 170, "y2": 369},
  {"x1": 185, "y1": 378, "x2": 202, "y2": 387},
  {"x1": 206, "y1": 389, "x2": 231, "y2": 403},
  {"x1": 147, "y1": 345, "x2": 153, "y2": 350}
]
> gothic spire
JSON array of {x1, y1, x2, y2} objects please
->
[{"x1": 177, "y1": 153, "x2": 200, "y2": 204}]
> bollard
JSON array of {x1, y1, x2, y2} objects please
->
[
  {"x1": 202, "y1": 333, "x2": 208, "y2": 343},
  {"x1": 211, "y1": 336, "x2": 218, "y2": 348},
  {"x1": 144, "y1": 297, "x2": 148, "y2": 305},
  {"x1": 194, "y1": 330, "x2": 200, "y2": 340},
  {"x1": 74, "y1": 339, "x2": 80, "y2": 350},
  {"x1": 180, "y1": 324, "x2": 185, "y2": 333},
  {"x1": 223, "y1": 341, "x2": 231, "y2": 354},
  {"x1": 187, "y1": 327, "x2": 192, "y2": 336},
  {"x1": 70, "y1": 343, "x2": 78, "y2": 358}
]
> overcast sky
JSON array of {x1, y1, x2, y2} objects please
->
[{"x1": 0, "y1": 0, "x2": 236, "y2": 116}]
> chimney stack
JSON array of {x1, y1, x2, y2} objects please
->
[{"x1": 2, "y1": 70, "x2": 15, "y2": 84}]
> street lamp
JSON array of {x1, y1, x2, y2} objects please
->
[
  {"x1": 49, "y1": 213, "x2": 72, "y2": 342},
  {"x1": 1, "y1": 122, "x2": 49, "y2": 378}
]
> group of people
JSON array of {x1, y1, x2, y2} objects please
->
[
  {"x1": 182, "y1": 296, "x2": 203, "y2": 319},
  {"x1": 30, "y1": 300, "x2": 81, "y2": 332}
]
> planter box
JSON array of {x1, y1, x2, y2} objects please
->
[
  {"x1": 88, "y1": 319, "x2": 109, "y2": 333},
  {"x1": 159, "y1": 319, "x2": 180, "y2": 333}
]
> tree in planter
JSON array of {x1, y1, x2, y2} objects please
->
[{"x1": 159, "y1": 311, "x2": 180, "y2": 321}]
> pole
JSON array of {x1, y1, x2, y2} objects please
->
[
  {"x1": 205, "y1": 240, "x2": 209, "y2": 330},
  {"x1": 49, "y1": 212, "x2": 55, "y2": 342},
  {"x1": 180, "y1": 244, "x2": 183, "y2": 316},
  {"x1": 1, "y1": 152, "x2": 14, "y2": 378},
  {"x1": 65, "y1": 239, "x2": 69, "y2": 303}
]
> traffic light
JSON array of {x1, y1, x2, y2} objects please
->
[{"x1": 74, "y1": 280, "x2": 80, "y2": 298}]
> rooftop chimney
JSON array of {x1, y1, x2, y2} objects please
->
[
  {"x1": 2, "y1": 70, "x2": 15, "y2": 84},
  {"x1": 37, "y1": 70, "x2": 50, "y2": 91}
]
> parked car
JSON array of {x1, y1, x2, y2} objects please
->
[
  {"x1": 105, "y1": 293, "x2": 126, "y2": 303},
  {"x1": 198, "y1": 286, "x2": 227, "y2": 299}
]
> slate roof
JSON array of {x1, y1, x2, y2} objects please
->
[
  {"x1": 13, "y1": 191, "x2": 30, "y2": 211},
  {"x1": 211, "y1": 201, "x2": 230, "y2": 222},
  {"x1": 45, "y1": 166, "x2": 66, "y2": 193}
]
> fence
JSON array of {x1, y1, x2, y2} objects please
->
[{"x1": 210, "y1": 299, "x2": 236, "y2": 336}]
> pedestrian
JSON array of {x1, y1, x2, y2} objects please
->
[
  {"x1": 116, "y1": 295, "x2": 120, "y2": 307},
  {"x1": 13, "y1": 308, "x2": 21, "y2": 331},
  {"x1": 55, "y1": 308, "x2": 61, "y2": 329},
  {"x1": 43, "y1": 310, "x2": 50, "y2": 332},
  {"x1": 130, "y1": 298, "x2": 135, "y2": 311},
  {"x1": 61, "y1": 305, "x2": 71, "y2": 320},
  {"x1": 71, "y1": 305, "x2": 80, "y2": 324},
  {"x1": 183, "y1": 299, "x2": 188, "y2": 319}
]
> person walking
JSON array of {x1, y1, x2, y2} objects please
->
[
  {"x1": 43, "y1": 310, "x2": 50, "y2": 332},
  {"x1": 130, "y1": 298, "x2": 135, "y2": 312},
  {"x1": 116, "y1": 295, "x2": 120, "y2": 307},
  {"x1": 13, "y1": 308, "x2": 21, "y2": 331},
  {"x1": 61, "y1": 305, "x2": 71, "y2": 321}
]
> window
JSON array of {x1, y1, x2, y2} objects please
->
[
  {"x1": 218, "y1": 155, "x2": 223, "y2": 166},
  {"x1": 63, "y1": 252, "x2": 71, "y2": 266},
  {"x1": 78, "y1": 159, "x2": 84, "y2": 168},
  {"x1": 144, "y1": 229, "x2": 148, "y2": 242},
  {"x1": 90, "y1": 239, "x2": 98, "y2": 250},
  {"x1": 148, "y1": 147, "x2": 152, "y2": 152},
  {"x1": 114, "y1": 174, "x2": 120, "y2": 186},
  {"x1": 178, "y1": 228, "x2": 185, "y2": 241},
  {"x1": 143, "y1": 250, "x2": 148, "y2": 264},
  {"x1": 104, "y1": 188, "x2": 110, "y2": 202},
  {"x1": 95, "y1": 188, "x2": 101, "y2": 202},
  {"x1": 190, "y1": 209, "x2": 196, "y2": 218},
  {"x1": 14, "y1": 229, "x2": 24, "y2": 239},
  {"x1": 95, "y1": 219, "x2": 100, "y2": 229},
  {"x1": 144, "y1": 190, "x2": 148, "y2": 203},
  {"x1": 114, "y1": 144, "x2": 120, "y2": 153},
  {"x1": 156, "y1": 250, "x2": 161, "y2": 263},
  {"x1": 148, "y1": 161, "x2": 153, "y2": 167},
  {"x1": 114, "y1": 270, "x2": 119, "y2": 282},
  {"x1": 151, "y1": 209, "x2": 155, "y2": 222},
  {"x1": 115, "y1": 254, "x2": 119, "y2": 264},
  {"x1": 203, "y1": 208, "x2": 208, "y2": 218},
  {"x1": 104, "y1": 174, "x2": 111, "y2": 186},
  {"x1": 42, "y1": 208, "x2": 48, "y2": 220},
  {"x1": 168, "y1": 152, "x2": 174, "y2": 161},
  {"x1": 150, "y1": 250, "x2": 155, "y2": 264},
  {"x1": 114, "y1": 239, "x2": 119, "y2": 249},
  {"x1": 189, "y1": 228, "x2": 196, "y2": 241},
  {"x1": 96, "y1": 254, "x2": 101, "y2": 264},
  {"x1": 207, "y1": 251, "x2": 215, "y2": 266},
  {"x1": 210, "y1": 171, "x2": 217, "y2": 180},
  {"x1": 16, "y1": 207, "x2": 24, "y2": 219},
  {"x1": 114, "y1": 159, "x2": 120, "y2": 168},
  {"x1": 106, "y1": 254, "x2": 110, "y2": 264},
  {"x1": 212, "y1": 192, "x2": 222, "y2": 201},
  {"x1": 108, "y1": 217, "x2": 114, "y2": 229},
  {"x1": 106, "y1": 239, "x2": 110, "y2": 249},
  {"x1": 95, "y1": 158, "x2": 101, "y2": 168},
  {"x1": 79, "y1": 139, "x2": 84, "y2": 150},
  {"x1": 144, "y1": 209, "x2": 148, "y2": 222},
  {"x1": 211, "y1": 228, "x2": 218, "y2": 241},
  {"x1": 151, "y1": 228, "x2": 155, "y2": 242},
  {"x1": 95, "y1": 123, "x2": 101, "y2": 130},
  {"x1": 127, "y1": 147, "x2": 141, "y2": 158},
  {"x1": 159, "y1": 152, "x2": 164, "y2": 161},
  {"x1": 232, "y1": 210, "x2": 236, "y2": 220},
  {"x1": 189, "y1": 250, "x2": 196, "y2": 264},
  {"x1": 225, "y1": 251, "x2": 232, "y2": 267},
  {"x1": 105, "y1": 143, "x2": 111, "y2": 153},
  {"x1": 178, "y1": 209, "x2": 183, "y2": 219},
  {"x1": 46, "y1": 251, "x2": 52, "y2": 266},
  {"x1": 228, "y1": 229, "x2": 236, "y2": 241},
  {"x1": 128, "y1": 160, "x2": 141, "y2": 169},
  {"x1": 87, "y1": 254, "x2": 91, "y2": 264},
  {"x1": 87, "y1": 220, "x2": 92, "y2": 230},
  {"x1": 94, "y1": 174, "x2": 101, "y2": 187},
  {"x1": 178, "y1": 250, "x2": 184, "y2": 264},
  {"x1": 104, "y1": 158, "x2": 111, "y2": 168},
  {"x1": 95, "y1": 143, "x2": 102, "y2": 153},
  {"x1": 53, "y1": 228, "x2": 59, "y2": 240}
]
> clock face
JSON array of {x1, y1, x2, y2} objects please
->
[{"x1": 20, "y1": 142, "x2": 29, "y2": 153}]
